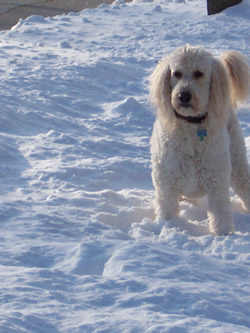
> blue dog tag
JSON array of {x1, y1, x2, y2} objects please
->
[{"x1": 197, "y1": 129, "x2": 207, "y2": 141}]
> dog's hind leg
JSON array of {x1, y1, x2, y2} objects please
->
[{"x1": 228, "y1": 111, "x2": 250, "y2": 212}]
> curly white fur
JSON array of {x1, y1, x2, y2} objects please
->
[{"x1": 150, "y1": 45, "x2": 250, "y2": 235}]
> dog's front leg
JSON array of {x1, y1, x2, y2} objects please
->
[
  {"x1": 153, "y1": 184, "x2": 180, "y2": 221},
  {"x1": 207, "y1": 187, "x2": 234, "y2": 235}
]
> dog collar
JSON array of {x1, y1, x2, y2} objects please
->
[{"x1": 174, "y1": 110, "x2": 207, "y2": 124}]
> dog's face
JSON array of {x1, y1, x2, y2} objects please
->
[
  {"x1": 150, "y1": 45, "x2": 231, "y2": 125},
  {"x1": 169, "y1": 47, "x2": 212, "y2": 117}
]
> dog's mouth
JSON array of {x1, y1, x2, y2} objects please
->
[
  {"x1": 176, "y1": 103, "x2": 197, "y2": 117},
  {"x1": 180, "y1": 102, "x2": 192, "y2": 108},
  {"x1": 176, "y1": 100, "x2": 203, "y2": 117}
]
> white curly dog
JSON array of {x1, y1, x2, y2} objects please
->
[{"x1": 150, "y1": 44, "x2": 250, "y2": 235}]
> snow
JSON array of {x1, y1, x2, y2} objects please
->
[{"x1": 0, "y1": 0, "x2": 250, "y2": 332}]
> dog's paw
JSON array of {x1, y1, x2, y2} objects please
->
[
  {"x1": 210, "y1": 224, "x2": 235, "y2": 236},
  {"x1": 209, "y1": 216, "x2": 235, "y2": 236}
]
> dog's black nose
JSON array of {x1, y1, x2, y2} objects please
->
[{"x1": 178, "y1": 91, "x2": 192, "y2": 104}]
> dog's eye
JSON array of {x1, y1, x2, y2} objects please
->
[
  {"x1": 193, "y1": 70, "x2": 204, "y2": 79},
  {"x1": 173, "y1": 71, "x2": 182, "y2": 79}
]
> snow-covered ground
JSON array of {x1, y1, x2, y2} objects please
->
[{"x1": 0, "y1": 0, "x2": 249, "y2": 331}]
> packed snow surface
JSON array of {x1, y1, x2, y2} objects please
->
[{"x1": 0, "y1": 0, "x2": 250, "y2": 332}]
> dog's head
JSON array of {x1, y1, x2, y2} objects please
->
[
  {"x1": 150, "y1": 45, "x2": 231, "y2": 126},
  {"x1": 169, "y1": 45, "x2": 212, "y2": 118}
]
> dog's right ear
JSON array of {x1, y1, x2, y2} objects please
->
[{"x1": 150, "y1": 58, "x2": 172, "y2": 120}]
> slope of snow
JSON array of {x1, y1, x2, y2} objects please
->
[{"x1": 0, "y1": 0, "x2": 249, "y2": 332}]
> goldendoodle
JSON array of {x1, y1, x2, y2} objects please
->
[{"x1": 150, "y1": 44, "x2": 250, "y2": 235}]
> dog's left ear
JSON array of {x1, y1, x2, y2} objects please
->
[
  {"x1": 209, "y1": 57, "x2": 230, "y2": 121},
  {"x1": 222, "y1": 51, "x2": 250, "y2": 108}
]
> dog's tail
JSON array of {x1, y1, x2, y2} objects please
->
[{"x1": 222, "y1": 51, "x2": 250, "y2": 108}]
